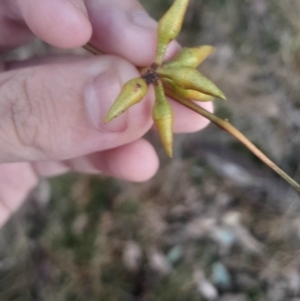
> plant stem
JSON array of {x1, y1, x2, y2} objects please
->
[
  {"x1": 83, "y1": 42, "x2": 300, "y2": 196},
  {"x1": 165, "y1": 87, "x2": 300, "y2": 196},
  {"x1": 83, "y1": 42, "x2": 103, "y2": 55}
]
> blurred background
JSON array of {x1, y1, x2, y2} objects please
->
[{"x1": 1, "y1": 0, "x2": 300, "y2": 300}]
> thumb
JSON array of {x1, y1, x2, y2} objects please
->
[{"x1": 0, "y1": 55, "x2": 153, "y2": 163}]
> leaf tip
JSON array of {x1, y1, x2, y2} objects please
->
[
  {"x1": 165, "y1": 145, "x2": 173, "y2": 158},
  {"x1": 221, "y1": 95, "x2": 227, "y2": 101},
  {"x1": 217, "y1": 91, "x2": 227, "y2": 101},
  {"x1": 104, "y1": 115, "x2": 112, "y2": 124}
]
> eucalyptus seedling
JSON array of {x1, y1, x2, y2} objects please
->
[{"x1": 84, "y1": 0, "x2": 300, "y2": 195}]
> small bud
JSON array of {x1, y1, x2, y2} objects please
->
[
  {"x1": 158, "y1": 66, "x2": 226, "y2": 100},
  {"x1": 153, "y1": 81, "x2": 174, "y2": 157},
  {"x1": 162, "y1": 78, "x2": 214, "y2": 102},
  {"x1": 104, "y1": 78, "x2": 148, "y2": 123},
  {"x1": 164, "y1": 46, "x2": 215, "y2": 69},
  {"x1": 156, "y1": 0, "x2": 190, "y2": 65}
]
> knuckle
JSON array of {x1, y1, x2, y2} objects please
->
[{"x1": 0, "y1": 70, "x2": 55, "y2": 158}]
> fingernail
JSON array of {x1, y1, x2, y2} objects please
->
[
  {"x1": 84, "y1": 71, "x2": 128, "y2": 132},
  {"x1": 131, "y1": 11, "x2": 157, "y2": 29}
]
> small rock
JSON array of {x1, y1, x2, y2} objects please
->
[
  {"x1": 148, "y1": 249, "x2": 172, "y2": 276},
  {"x1": 194, "y1": 270, "x2": 218, "y2": 300},
  {"x1": 223, "y1": 211, "x2": 241, "y2": 226},
  {"x1": 286, "y1": 269, "x2": 300, "y2": 296},
  {"x1": 210, "y1": 228, "x2": 236, "y2": 250},
  {"x1": 122, "y1": 241, "x2": 142, "y2": 272},
  {"x1": 186, "y1": 218, "x2": 216, "y2": 239},
  {"x1": 211, "y1": 262, "x2": 232, "y2": 290},
  {"x1": 166, "y1": 245, "x2": 183, "y2": 265}
]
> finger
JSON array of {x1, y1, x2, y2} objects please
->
[
  {"x1": 6, "y1": 55, "x2": 85, "y2": 70},
  {"x1": 64, "y1": 138, "x2": 159, "y2": 182},
  {"x1": 6, "y1": 54, "x2": 213, "y2": 136},
  {"x1": 84, "y1": 0, "x2": 212, "y2": 131},
  {"x1": 85, "y1": 0, "x2": 181, "y2": 66},
  {"x1": 32, "y1": 139, "x2": 159, "y2": 182},
  {"x1": 0, "y1": 0, "x2": 91, "y2": 49},
  {"x1": 0, "y1": 162, "x2": 37, "y2": 228},
  {"x1": 31, "y1": 161, "x2": 70, "y2": 177},
  {"x1": 18, "y1": 0, "x2": 92, "y2": 47},
  {"x1": 170, "y1": 98, "x2": 213, "y2": 133},
  {"x1": 0, "y1": 55, "x2": 153, "y2": 163},
  {"x1": 0, "y1": 1, "x2": 33, "y2": 49}
]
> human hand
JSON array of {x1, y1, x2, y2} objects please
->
[{"x1": 0, "y1": 0, "x2": 213, "y2": 227}]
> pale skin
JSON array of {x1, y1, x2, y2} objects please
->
[{"x1": 0, "y1": 0, "x2": 213, "y2": 227}]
